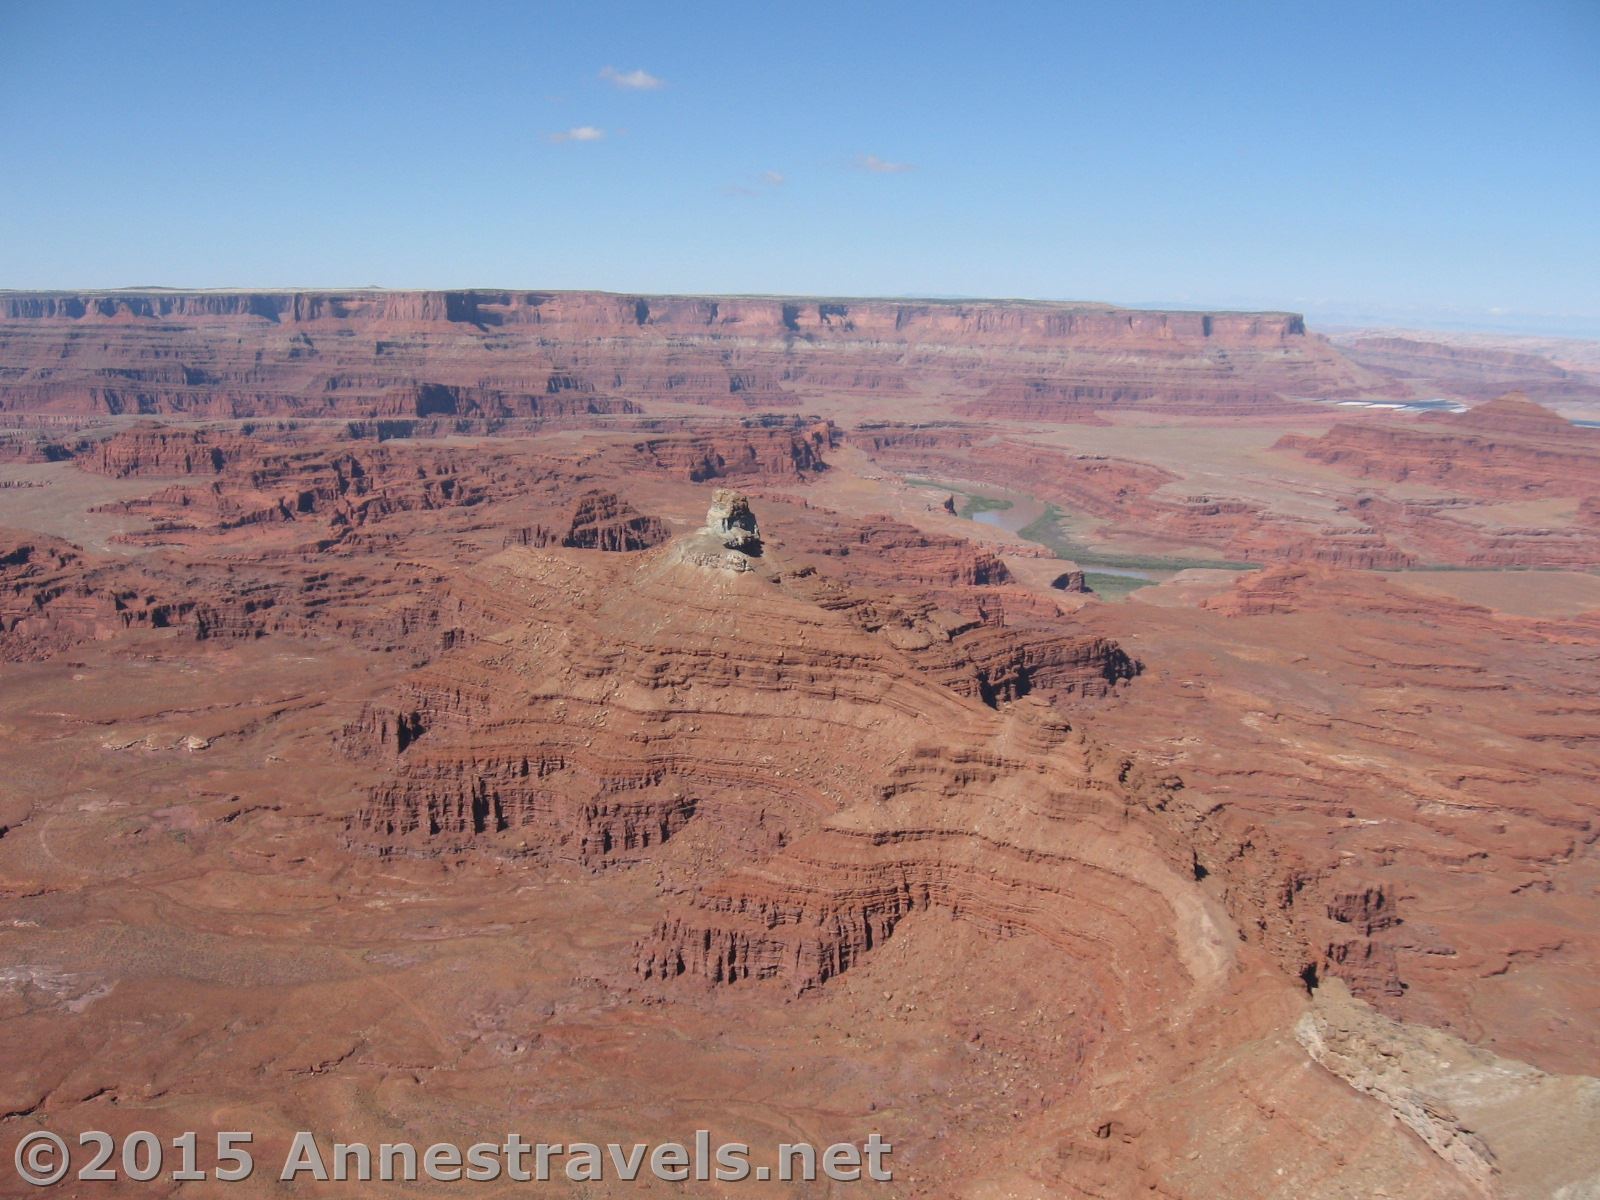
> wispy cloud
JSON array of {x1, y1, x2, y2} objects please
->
[
  {"x1": 600, "y1": 66, "x2": 663, "y2": 90},
  {"x1": 855, "y1": 153, "x2": 914, "y2": 174},
  {"x1": 547, "y1": 126, "x2": 606, "y2": 143},
  {"x1": 723, "y1": 169, "x2": 787, "y2": 198}
]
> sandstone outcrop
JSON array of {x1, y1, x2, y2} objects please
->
[
  {"x1": 1276, "y1": 393, "x2": 1600, "y2": 499},
  {"x1": 0, "y1": 531, "x2": 188, "y2": 659},
  {"x1": 1050, "y1": 568, "x2": 1088, "y2": 591},
  {"x1": 869, "y1": 411, "x2": 1600, "y2": 569},
  {"x1": 626, "y1": 417, "x2": 835, "y2": 480},
  {"x1": 704, "y1": 487, "x2": 761, "y2": 553},
  {"x1": 1334, "y1": 332, "x2": 1600, "y2": 409},
  {"x1": 1344, "y1": 492, "x2": 1600, "y2": 568},
  {"x1": 1296, "y1": 979, "x2": 1600, "y2": 1199},
  {"x1": 556, "y1": 490, "x2": 668, "y2": 552},
  {"x1": 0, "y1": 524, "x2": 464, "y2": 660},
  {"x1": 1082, "y1": 562, "x2": 1600, "y2": 1077},
  {"x1": 0, "y1": 290, "x2": 1378, "y2": 423},
  {"x1": 3, "y1": 296, "x2": 1597, "y2": 1200},
  {"x1": 344, "y1": 488, "x2": 1141, "y2": 864}
]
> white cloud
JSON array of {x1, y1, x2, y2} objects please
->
[
  {"x1": 856, "y1": 154, "x2": 914, "y2": 174},
  {"x1": 760, "y1": 170, "x2": 786, "y2": 187},
  {"x1": 548, "y1": 126, "x2": 606, "y2": 143},
  {"x1": 600, "y1": 66, "x2": 663, "y2": 90}
]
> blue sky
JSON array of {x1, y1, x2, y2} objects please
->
[{"x1": 1, "y1": 1, "x2": 1596, "y2": 332}]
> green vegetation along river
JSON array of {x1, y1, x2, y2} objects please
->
[{"x1": 907, "y1": 478, "x2": 1258, "y2": 598}]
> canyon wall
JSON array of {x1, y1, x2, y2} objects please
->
[
  {"x1": 0, "y1": 289, "x2": 1377, "y2": 421},
  {"x1": 1277, "y1": 394, "x2": 1600, "y2": 499},
  {"x1": 1334, "y1": 333, "x2": 1600, "y2": 409}
]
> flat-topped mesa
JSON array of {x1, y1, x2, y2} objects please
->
[
  {"x1": 0, "y1": 290, "x2": 1310, "y2": 342},
  {"x1": 706, "y1": 488, "x2": 761, "y2": 555},
  {"x1": 0, "y1": 291, "x2": 1368, "y2": 421}
]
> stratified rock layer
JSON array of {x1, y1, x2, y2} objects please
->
[
  {"x1": 2, "y1": 297, "x2": 1597, "y2": 1200},
  {"x1": 0, "y1": 289, "x2": 1375, "y2": 420},
  {"x1": 1276, "y1": 394, "x2": 1600, "y2": 499}
]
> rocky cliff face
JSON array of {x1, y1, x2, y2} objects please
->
[
  {"x1": 626, "y1": 418, "x2": 834, "y2": 480},
  {"x1": 559, "y1": 490, "x2": 669, "y2": 552},
  {"x1": 0, "y1": 523, "x2": 462, "y2": 660},
  {"x1": 1334, "y1": 333, "x2": 1600, "y2": 408},
  {"x1": 4, "y1": 298, "x2": 1596, "y2": 1199},
  {"x1": 31, "y1": 417, "x2": 827, "y2": 552},
  {"x1": 0, "y1": 289, "x2": 1375, "y2": 421},
  {"x1": 1086, "y1": 562, "x2": 1600, "y2": 1075},
  {"x1": 704, "y1": 487, "x2": 761, "y2": 553},
  {"x1": 865, "y1": 401, "x2": 1600, "y2": 569},
  {"x1": 1276, "y1": 394, "x2": 1600, "y2": 499},
  {"x1": 343, "y1": 489, "x2": 1142, "y2": 868},
  {"x1": 0, "y1": 532, "x2": 190, "y2": 658},
  {"x1": 862, "y1": 434, "x2": 1425, "y2": 568},
  {"x1": 317, "y1": 489, "x2": 1600, "y2": 1195},
  {"x1": 0, "y1": 289, "x2": 1312, "y2": 340}
]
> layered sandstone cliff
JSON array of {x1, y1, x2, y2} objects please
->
[
  {"x1": 1334, "y1": 332, "x2": 1600, "y2": 409},
  {"x1": 1276, "y1": 394, "x2": 1600, "y2": 499},
  {"x1": 0, "y1": 289, "x2": 1376, "y2": 421},
  {"x1": 4, "y1": 296, "x2": 1597, "y2": 1198}
]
